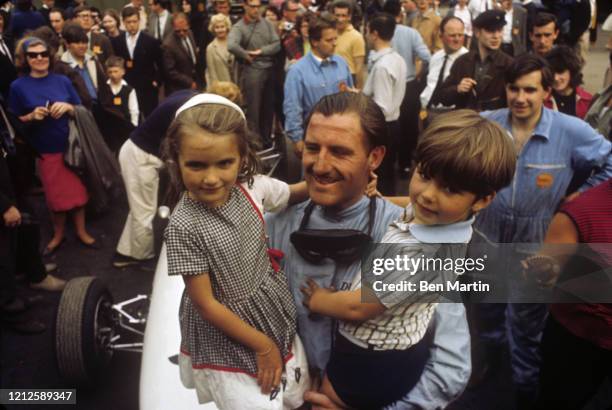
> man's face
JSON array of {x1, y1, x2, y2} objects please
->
[
  {"x1": 475, "y1": 27, "x2": 502, "y2": 51},
  {"x1": 441, "y1": 18, "x2": 464, "y2": 53},
  {"x1": 530, "y1": 22, "x2": 558, "y2": 56},
  {"x1": 457, "y1": 0, "x2": 467, "y2": 6},
  {"x1": 173, "y1": 18, "x2": 190, "y2": 39},
  {"x1": 68, "y1": 41, "x2": 88, "y2": 59},
  {"x1": 303, "y1": 113, "x2": 384, "y2": 210},
  {"x1": 402, "y1": 0, "x2": 416, "y2": 12},
  {"x1": 312, "y1": 27, "x2": 337, "y2": 58},
  {"x1": 416, "y1": 0, "x2": 429, "y2": 12},
  {"x1": 148, "y1": 0, "x2": 161, "y2": 14},
  {"x1": 506, "y1": 70, "x2": 550, "y2": 121},
  {"x1": 132, "y1": 0, "x2": 143, "y2": 8},
  {"x1": 75, "y1": 9, "x2": 93, "y2": 31},
  {"x1": 49, "y1": 11, "x2": 64, "y2": 34},
  {"x1": 333, "y1": 7, "x2": 351, "y2": 31},
  {"x1": 215, "y1": 1, "x2": 230, "y2": 15},
  {"x1": 501, "y1": 0, "x2": 512, "y2": 11},
  {"x1": 244, "y1": 0, "x2": 261, "y2": 20},
  {"x1": 124, "y1": 14, "x2": 140, "y2": 35},
  {"x1": 283, "y1": 1, "x2": 299, "y2": 22}
]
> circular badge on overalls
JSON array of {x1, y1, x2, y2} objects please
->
[{"x1": 536, "y1": 172, "x2": 554, "y2": 188}]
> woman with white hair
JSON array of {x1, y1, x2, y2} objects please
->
[{"x1": 205, "y1": 13, "x2": 234, "y2": 85}]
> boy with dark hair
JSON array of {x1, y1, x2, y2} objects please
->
[
  {"x1": 301, "y1": 109, "x2": 517, "y2": 409},
  {"x1": 362, "y1": 12, "x2": 406, "y2": 196}
]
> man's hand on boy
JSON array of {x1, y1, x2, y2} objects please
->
[
  {"x1": 304, "y1": 391, "x2": 342, "y2": 410},
  {"x1": 300, "y1": 278, "x2": 334, "y2": 312}
]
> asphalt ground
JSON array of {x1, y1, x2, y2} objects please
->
[{"x1": 2, "y1": 28, "x2": 612, "y2": 410}]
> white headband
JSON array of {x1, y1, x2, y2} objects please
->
[{"x1": 174, "y1": 93, "x2": 246, "y2": 120}]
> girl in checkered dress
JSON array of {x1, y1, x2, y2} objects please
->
[{"x1": 162, "y1": 94, "x2": 309, "y2": 409}]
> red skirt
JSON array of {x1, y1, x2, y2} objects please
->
[{"x1": 39, "y1": 153, "x2": 88, "y2": 212}]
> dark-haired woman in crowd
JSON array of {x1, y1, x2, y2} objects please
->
[
  {"x1": 9, "y1": 37, "x2": 96, "y2": 255},
  {"x1": 545, "y1": 45, "x2": 592, "y2": 119}
]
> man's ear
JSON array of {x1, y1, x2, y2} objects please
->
[
  {"x1": 471, "y1": 192, "x2": 496, "y2": 213},
  {"x1": 368, "y1": 145, "x2": 386, "y2": 171}
]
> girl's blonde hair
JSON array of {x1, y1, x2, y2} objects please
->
[
  {"x1": 208, "y1": 13, "x2": 232, "y2": 34},
  {"x1": 162, "y1": 104, "x2": 260, "y2": 208}
]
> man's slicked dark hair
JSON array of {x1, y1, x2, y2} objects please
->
[
  {"x1": 305, "y1": 92, "x2": 388, "y2": 150},
  {"x1": 504, "y1": 53, "x2": 553, "y2": 89},
  {"x1": 62, "y1": 23, "x2": 88, "y2": 44},
  {"x1": 368, "y1": 13, "x2": 395, "y2": 41},
  {"x1": 532, "y1": 12, "x2": 558, "y2": 32},
  {"x1": 382, "y1": 0, "x2": 401, "y2": 18},
  {"x1": 308, "y1": 12, "x2": 336, "y2": 41},
  {"x1": 332, "y1": 0, "x2": 352, "y2": 14},
  {"x1": 121, "y1": 6, "x2": 140, "y2": 20}
]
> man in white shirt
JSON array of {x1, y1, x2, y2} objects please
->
[
  {"x1": 121, "y1": 0, "x2": 147, "y2": 31},
  {"x1": 363, "y1": 12, "x2": 407, "y2": 196},
  {"x1": 147, "y1": 0, "x2": 173, "y2": 41},
  {"x1": 469, "y1": 0, "x2": 495, "y2": 19},
  {"x1": 421, "y1": 16, "x2": 468, "y2": 109}
]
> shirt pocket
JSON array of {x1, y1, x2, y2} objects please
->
[{"x1": 517, "y1": 162, "x2": 568, "y2": 213}]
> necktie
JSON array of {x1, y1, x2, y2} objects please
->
[
  {"x1": 0, "y1": 37, "x2": 11, "y2": 63},
  {"x1": 429, "y1": 54, "x2": 449, "y2": 108},
  {"x1": 485, "y1": 0, "x2": 489, "y2": 10},
  {"x1": 183, "y1": 38, "x2": 196, "y2": 65},
  {"x1": 157, "y1": 17, "x2": 162, "y2": 39}
]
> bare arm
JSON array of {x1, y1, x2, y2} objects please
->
[
  {"x1": 183, "y1": 274, "x2": 282, "y2": 393},
  {"x1": 288, "y1": 181, "x2": 308, "y2": 205},
  {"x1": 301, "y1": 279, "x2": 386, "y2": 322}
]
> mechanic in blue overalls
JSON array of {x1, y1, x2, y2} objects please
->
[{"x1": 473, "y1": 54, "x2": 612, "y2": 407}]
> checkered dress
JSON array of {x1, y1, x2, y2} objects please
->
[{"x1": 164, "y1": 186, "x2": 297, "y2": 376}]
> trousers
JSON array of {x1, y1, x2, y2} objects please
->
[{"x1": 116, "y1": 139, "x2": 164, "y2": 260}]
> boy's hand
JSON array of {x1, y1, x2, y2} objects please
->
[
  {"x1": 255, "y1": 340, "x2": 282, "y2": 395},
  {"x1": 365, "y1": 170, "x2": 381, "y2": 198},
  {"x1": 521, "y1": 255, "x2": 560, "y2": 288},
  {"x1": 300, "y1": 279, "x2": 334, "y2": 311}
]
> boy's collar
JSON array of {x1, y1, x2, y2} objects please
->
[{"x1": 393, "y1": 204, "x2": 474, "y2": 243}]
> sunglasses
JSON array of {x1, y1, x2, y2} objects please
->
[{"x1": 26, "y1": 51, "x2": 50, "y2": 59}]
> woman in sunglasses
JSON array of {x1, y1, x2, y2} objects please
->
[{"x1": 9, "y1": 36, "x2": 96, "y2": 255}]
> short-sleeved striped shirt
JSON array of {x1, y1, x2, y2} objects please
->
[
  {"x1": 339, "y1": 204, "x2": 474, "y2": 350},
  {"x1": 165, "y1": 181, "x2": 297, "y2": 376}
]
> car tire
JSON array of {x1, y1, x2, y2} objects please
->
[{"x1": 55, "y1": 276, "x2": 114, "y2": 386}]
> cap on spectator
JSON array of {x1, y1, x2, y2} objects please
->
[{"x1": 473, "y1": 9, "x2": 506, "y2": 31}]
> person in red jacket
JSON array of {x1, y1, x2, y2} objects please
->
[{"x1": 544, "y1": 44, "x2": 592, "y2": 119}]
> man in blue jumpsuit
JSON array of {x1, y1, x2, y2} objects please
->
[
  {"x1": 474, "y1": 53, "x2": 612, "y2": 407},
  {"x1": 267, "y1": 92, "x2": 471, "y2": 409}
]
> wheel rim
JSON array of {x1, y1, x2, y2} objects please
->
[{"x1": 93, "y1": 294, "x2": 114, "y2": 365}]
